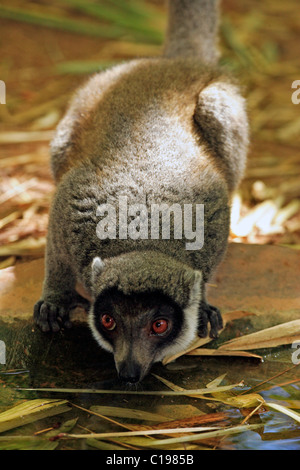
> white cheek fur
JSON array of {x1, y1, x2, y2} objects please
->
[
  {"x1": 154, "y1": 271, "x2": 202, "y2": 362},
  {"x1": 88, "y1": 307, "x2": 114, "y2": 353}
]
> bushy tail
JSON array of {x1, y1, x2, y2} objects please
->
[{"x1": 163, "y1": 0, "x2": 220, "y2": 64}]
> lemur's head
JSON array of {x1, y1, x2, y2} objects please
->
[{"x1": 88, "y1": 252, "x2": 202, "y2": 383}]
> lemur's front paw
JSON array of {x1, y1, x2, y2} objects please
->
[
  {"x1": 198, "y1": 302, "x2": 223, "y2": 339},
  {"x1": 34, "y1": 300, "x2": 72, "y2": 333}
]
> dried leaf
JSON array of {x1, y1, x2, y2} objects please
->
[
  {"x1": 90, "y1": 406, "x2": 172, "y2": 422},
  {"x1": 0, "y1": 236, "x2": 46, "y2": 257},
  {"x1": 0, "y1": 399, "x2": 70, "y2": 433},
  {"x1": 161, "y1": 335, "x2": 213, "y2": 365},
  {"x1": 0, "y1": 211, "x2": 21, "y2": 229},
  {"x1": 0, "y1": 178, "x2": 38, "y2": 204},
  {"x1": 45, "y1": 417, "x2": 78, "y2": 437},
  {"x1": 100, "y1": 424, "x2": 262, "y2": 448},
  {"x1": 105, "y1": 435, "x2": 207, "y2": 450},
  {"x1": 0, "y1": 256, "x2": 16, "y2": 270},
  {"x1": 206, "y1": 373, "x2": 227, "y2": 389},
  {"x1": 220, "y1": 393, "x2": 265, "y2": 409},
  {"x1": 71, "y1": 402, "x2": 131, "y2": 431},
  {"x1": 273, "y1": 199, "x2": 300, "y2": 226},
  {"x1": 105, "y1": 435, "x2": 204, "y2": 450},
  {"x1": 187, "y1": 348, "x2": 262, "y2": 360},
  {"x1": 18, "y1": 384, "x2": 244, "y2": 397},
  {"x1": 152, "y1": 374, "x2": 185, "y2": 392},
  {"x1": 131, "y1": 412, "x2": 229, "y2": 432},
  {"x1": 151, "y1": 374, "x2": 244, "y2": 399},
  {"x1": 86, "y1": 438, "x2": 129, "y2": 451},
  {"x1": 4, "y1": 417, "x2": 80, "y2": 450},
  {"x1": 219, "y1": 320, "x2": 300, "y2": 351},
  {"x1": 155, "y1": 405, "x2": 205, "y2": 421},
  {"x1": 152, "y1": 372, "x2": 265, "y2": 411},
  {"x1": 0, "y1": 152, "x2": 47, "y2": 168},
  {"x1": 0, "y1": 437, "x2": 58, "y2": 450},
  {"x1": 266, "y1": 402, "x2": 300, "y2": 423},
  {"x1": 0, "y1": 130, "x2": 54, "y2": 143},
  {"x1": 162, "y1": 310, "x2": 256, "y2": 365},
  {"x1": 61, "y1": 425, "x2": 220, "y2": 441},
  {"x1": 231, "y1": 197, "x2": 284, "y2": 237},
  {"x1": 277, "y1": 400, "x2": 300, "y2": 410}
]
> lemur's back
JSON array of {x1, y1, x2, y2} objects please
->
[{"x1": 51, "y1": 58, "x2": 224, "y2": 183}]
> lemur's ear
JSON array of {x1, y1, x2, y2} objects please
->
[
  {"x1": 194, "y1": 81, "x2": 249, "y2": 192},
  {"x1": 91, "y1": 257, "x2": 105, "y2": 278}
]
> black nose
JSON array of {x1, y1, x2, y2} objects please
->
[
  {"x1": 118, "y1": 362, "x2": 141, "y2": 384},
  {"x1": 119, "y1": 373, "x2": 140, "y2": 384}
]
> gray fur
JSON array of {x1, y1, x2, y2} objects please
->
[
  {"x1": 164, "y1": 0, "x2": 220, "y2": 63},
  {"x1": 34, "y1": 0, "x2": 249, "y2": 382}
]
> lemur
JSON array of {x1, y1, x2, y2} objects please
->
[{"x1": 34, "y1": 0, "x2": 249, "y2": 383}]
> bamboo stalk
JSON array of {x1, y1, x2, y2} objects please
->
[
  {"x1": 57, "y1": 423, "x2": 262, "y2": 447},
  {"x1": 17, "y1": 382, "x2": 244, "y2": 396}
]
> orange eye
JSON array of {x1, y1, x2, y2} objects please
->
[
  {"x1": 101, "y1": 314, "x2": 116, "y2": 331},
  {"x1": 152, "y1": 319, "x2": 168, "y2": 335}
]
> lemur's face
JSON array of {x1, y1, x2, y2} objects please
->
[{"x1": 89, "y1": 288, "x2": 184, "y2": 383}]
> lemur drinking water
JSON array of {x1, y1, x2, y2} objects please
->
[{"x1": 34, "y1": 0, "x2": 249, "y2": 383}]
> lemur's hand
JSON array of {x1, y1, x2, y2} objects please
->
[
  {"x1": 34, "y1": 300, "x2": 72, "y2": 332},
  {"x1": 198, "y1": 302, "x2": 223, "y2": 339}
]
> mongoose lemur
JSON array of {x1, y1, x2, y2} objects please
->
[{"x1": 34, "y1": 0, "x2": 249, "y2": 383}]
